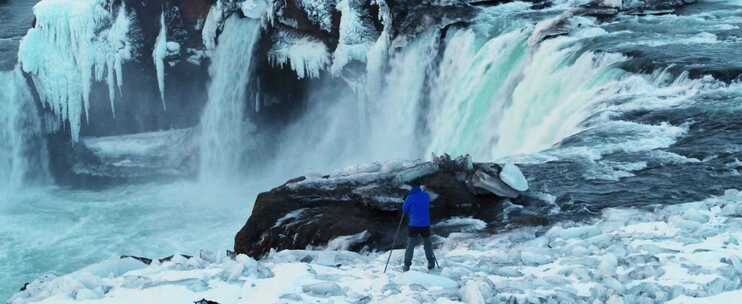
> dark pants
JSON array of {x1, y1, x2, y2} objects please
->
[{"x1": 404, "y1": 226, "x2": 436, "y2": 269}]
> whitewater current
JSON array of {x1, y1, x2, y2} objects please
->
[{"x1": 2, "y1": 0, "x2": 742, "y2": 301}]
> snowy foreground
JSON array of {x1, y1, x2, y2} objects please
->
[{"x1": 10, "y1": 190, "x2": 742, "y2": 304}]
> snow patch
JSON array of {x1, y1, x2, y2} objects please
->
[{"x1": 395, "y1": 271, "x2": 459, "y2": 289}]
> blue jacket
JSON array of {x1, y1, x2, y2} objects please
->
[{"x1": 403, "y1": 186, "x2": 431, "y2": 227}]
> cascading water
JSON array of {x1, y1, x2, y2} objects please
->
[
  {"x1": 0, "y1": 68, "x2": 48, "y2": 195},
  {"x1": 199, "y1": 16, "x2": 261, "y2": 181},
  {"x1": 269, "y1": 18, "x2": 632, "y2": 172},
  {"x1": 425, "y1": 25, "x2": 628, "y2": 160}
]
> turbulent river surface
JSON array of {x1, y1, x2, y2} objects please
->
[{"x1": 1, "y1": 0, "x2": 742, "y2": 302}]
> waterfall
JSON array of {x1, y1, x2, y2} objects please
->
[
  {"x1": 364, "y1": 32, "x2": 438, "y2": 161},
  {"x1": 198, "y1": 16, "x2": 261, "y2": 181},
  {"x1": 267, "y1": 20, "x2": 634, "y2": 176},
  {"x1": 424, "y1": 26, "x2": 627, "y2": 161},
  {"x1": 0, "y1": 68, "x2": 49, "y2": 195}
]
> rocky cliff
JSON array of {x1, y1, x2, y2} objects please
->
[{"x1": 234, "y1": 155, "x2": 542, "y2": 257}]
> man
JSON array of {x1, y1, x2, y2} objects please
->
[{"x1": 402, "y1": 184, "x2": 437, "y2": 271}]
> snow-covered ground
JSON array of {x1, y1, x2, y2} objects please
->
[{"x1": 10, "y1": 189, "x2": 742, "y2": 304}]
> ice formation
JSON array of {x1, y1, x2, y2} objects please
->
[
  {"x1": 11, "y1": 190, "x2": 742, "y2": 303},
  {"x1": 365, "y1": 0, "x2": 391, "y2": 103},
  {"x1": 153, "y1": 12, "x2": 167, "y2": 110},
  {"x1": 18, "y1": 0, "x2": 134, "y2": 141},
  {"x1": 240, "y1": 0, "x2": 269, "y2": 19},
  {"x1": 269, "y1": 36, "x2": 330, "y2": 79},
  {"x1": 298, "y1": 0, "x2": 335, "y2": 32},
  {"x1": 499, "y1": 163, "x2": 528, "y2": 191},
  {"x1": 325, "y1": 231, "x2": 370, "y2": 251},
  {"x1": 202, "y1": 3, "x2": 223, "y2": 51},
  {"x1": 330, "y1": 0, "x2": 377, "y2": 75}
]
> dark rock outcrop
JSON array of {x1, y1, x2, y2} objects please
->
[{"x1": 234, "y1": 155, "x2": 533, "y2": 258}]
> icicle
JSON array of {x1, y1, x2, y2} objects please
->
[
  {"x1": 107, "y1": 3, "x2": 133, "y2": 118},
  {"x1": 153, "y1": 11, "x2": 168, "y2": 111},
  {"x1": 17, "y1": 0, "x2": 134, "y2": 141},
  {"x1": 268, "y1": 36, "x2": 330, "y2": 79},
  {"x1": 202, "y1": 3, "x2": 223, "y2": 52},
  {"x1": 330, "y1": 0, "x2": 375, "y2": 75}
]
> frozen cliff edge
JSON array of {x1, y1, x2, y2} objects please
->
[{"x1": 10, "y1": 189, "x2": 742, "y2": 303}]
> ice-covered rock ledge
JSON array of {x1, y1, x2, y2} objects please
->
[
  {"x1": 234, "y1": 155, "x2": 535, "y2": 258},
  {"x1": 10, "y1": 189, "x2": 742, "y2": 303}
]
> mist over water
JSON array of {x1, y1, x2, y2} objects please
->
[{"x1": 0, "y1": 69, "x2": 48, "y2": 195}]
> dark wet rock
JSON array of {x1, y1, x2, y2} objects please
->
[
  {"x1": 234, "y1": 155, "x2": 531, "y2": 257},
  {"x1": 121, "y1": 254, "x2": 194, "y2": 265},
  {"x1": 621, "y1": 0, "x2": 696, "y2": 13},
  {"x1": 194, "y1": 299, "x2": 220, "y2": 304}
]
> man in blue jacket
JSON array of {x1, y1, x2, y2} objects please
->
[{"x1": 402, "y1": 184, "x2": 437, "y2": 271}]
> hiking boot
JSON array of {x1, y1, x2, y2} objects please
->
[{"x1": 403, "y1": 265, "x2": 410, "y2": 272}]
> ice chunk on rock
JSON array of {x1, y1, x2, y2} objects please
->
[
  {"x1": 470, "y1": 170, "x2": 520, "y2": 198},
  {"x1": 500, "y1": 163, "x2": 529, "y2": 191},
  {"x1": 326, "y1": 231, "x2": 370, "y2": 250},
  {"x1": 434, "y1": 217, "x2": 487, "y2": 233},
  {"x1": 396, "y1": 271, "x2": 459, "y2": 289},
  {"x1": 302, "y1": 282, "x2": 344, "y2": 297}
]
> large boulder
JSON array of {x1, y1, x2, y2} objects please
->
[{"x1": 234, "y1": 155, "x2": 531, "y2": 258}]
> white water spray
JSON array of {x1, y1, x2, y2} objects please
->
[
  {"x1": 0, "y1": 68, "x2": 49, "y2": 195},
  {"x1": 199, "y1": 16, "x2": 261, "y2": 181}
]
